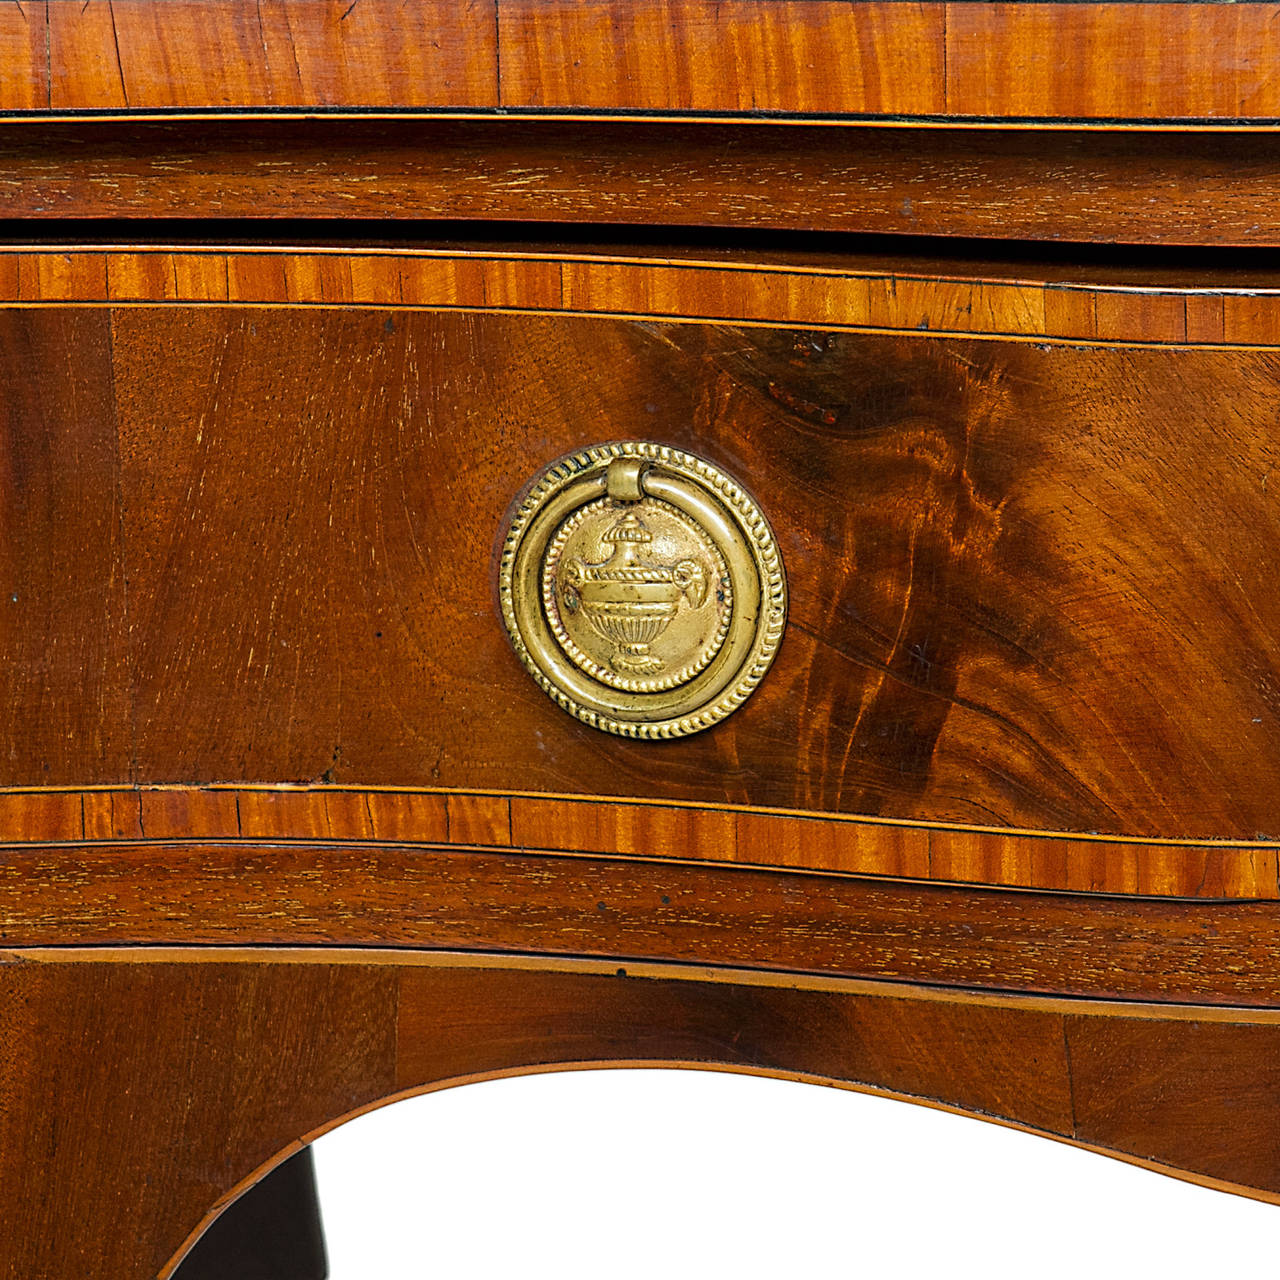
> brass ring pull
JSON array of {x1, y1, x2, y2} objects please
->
[{"x1": 499, "y1": 442, "x2": 787, "y2": 738}]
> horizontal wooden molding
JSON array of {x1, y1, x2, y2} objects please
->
[
  {"x1": 14, "y1": 121, "x2": 1280, "y2": 248},
  {"x1": 15, "y1": 943, "x2": 1280, "y2": 1023},
  {"x1": 0, "y1": 786, "x2": 1274, "y2": 900},
  {"x1": 4, "y1": 3, "x2": 1280, "y2": 123},
  {"x1": 5, "y1": 248, "x2": 1280, "y2": 346},
  {"x1": 4, "y1": 837, "x2": 1280, "y2": 1004}
]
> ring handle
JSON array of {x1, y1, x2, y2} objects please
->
[{"x1": 499, "y1": 442, "x2": 787, "y2": 739}]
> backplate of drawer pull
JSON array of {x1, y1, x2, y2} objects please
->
[{"x1": 499, "y1": 442, "x2": 787, "y2": 738}]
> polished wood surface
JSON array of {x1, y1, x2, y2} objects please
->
[
  {"x1": 8, "y1": 837, "x2": 1280, "y2": 1003},
  {"x1": 11, "y1": 4, "x2": 1280, "y2": 1270},
  {"x1": 6, "y1": 949, "x2": 1280, "y2": 1278},
  {"x1": 7, "y1": 2, "x2": 1280, "y2": 121},
  {"x1": 498, "y1": 0, "x2": 942, "y2": 117},
  {"x1": 6, "y1": 244, "x2": 1280, "y2": 345},
  {"x1": 17, "y1": 121, "x2": 1280, "y2": 249},
  {"x1": 1, "y1": 298, "x2": 1278, "y2": 843},
  {"x1": 0, "y1": 309, "x2": 130, "y2": 781},
  {"x1": 34, "y1": 0, "x2": 494, "y2": 112},
  {"x1": 3, "y1": 785, "x2": 1278, "y2": 899}
]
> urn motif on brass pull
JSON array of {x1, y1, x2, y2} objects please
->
[
  {"x1": 500, "y1": 442, "x2": 786, "y2": 739},
  {"x1": 561, "y1": 511, "x2": 709, "y2": 677}
]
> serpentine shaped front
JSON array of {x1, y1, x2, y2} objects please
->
[{"x1": 499, "y1": 442, "x2": 787, "y2": 738}]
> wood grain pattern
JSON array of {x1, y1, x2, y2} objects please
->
[
  {"x1": 509, "y1": 794, "x2": 1280, "y2": 898},
  {"x1": 945, "y1": 3, "x2": 1280, "y2": 121},
  {"x1": 106, "y1": 309, "x2": 1280, "y2": 841},
  {"x1": 43, "y1": 0, "x2": 497, "y2": 112},
  {"x1": 2, "y1": 305, "x2": 1280, "y2": 849},
  {"x1": 9, "y1": 3, "x2": 1280, "y2": 121},
  {"x1": 6, "y1": 842, "x2": 1280, "y2": 1004},
  {"x1": 0, "y1": 311, "x2": 132, "y2": 784},
  {"x1": 0, "y1": 951, "x2": 398, "y2": 1280},
  {"x1": 0, "y1": 3, "x2": 49, "y2": 112},
  {"x1": 9, "y1": 247, "x2": 1280, "y2": 345},
  {"x1": 496, "y1": 0, "x2": 944, "y2": 116},
  {"x1": 503, "y1": 1, "x2": 1280, "y2": 121},
  {"x1": 13, "y1": 3, "x2": 1280, "y2": 1259},
  {"x1": 6, "y1": 949, "x2": 1280, "y2": 1278},
  {"x1": 0, "y1": 785, "x2": 1274, "y2": 899},
  {"x1": 18, "y1": 121, "x2": 1280, "y2": 249}
]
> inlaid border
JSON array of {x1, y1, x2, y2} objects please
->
[
  {"x1": 5, "y1": 247, "x2": 1280, "y2": 347},
  {"x1": 0, "y1": 785, "x2": 1273, "y2": 900}
]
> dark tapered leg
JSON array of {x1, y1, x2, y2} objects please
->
[{"x1": 172, "y1": 1149, "x2": 327, "y2": 1280}]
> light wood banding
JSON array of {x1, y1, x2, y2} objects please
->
[
  {"x1": 7, "y1": 247, "x2": 1280, "y2": 346},
  {"x1": 0, "y1": 787, "x2": 1275, "y2": 900}
]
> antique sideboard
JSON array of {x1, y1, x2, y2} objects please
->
[{"x1": 6, "y1": 4, "x2": 1280, "y2": 1276}]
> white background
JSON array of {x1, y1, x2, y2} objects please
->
[{"x1": 312, "y1": 1068, "x2": 1279, "y2": 1278}]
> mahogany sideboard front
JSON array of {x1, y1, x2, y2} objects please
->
[{"x1": 6, "y1": 4, "x2": 1280, "y2": 1276}]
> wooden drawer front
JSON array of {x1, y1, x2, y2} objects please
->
[{"x1": 4, "y1": 303, "x2": 1279, "y2": 843}]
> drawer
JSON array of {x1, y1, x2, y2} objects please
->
[
  {"x1": 17, "y1": 12, "x2": 1280, "y2": 1275},
  {"x1": 3, "y1": 245, "x2": 1280, "y2": 873}
]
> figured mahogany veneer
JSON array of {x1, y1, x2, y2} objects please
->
[
  {"x1": 4, "y1": 1, "x2": 1280, "y2": 122},
  {"x1": 2, "y1": 278, "x2": 1280, "y2": 843},
  {"x1": 10, "y1": 9, "x2": 1280, "y2": 1268}
]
